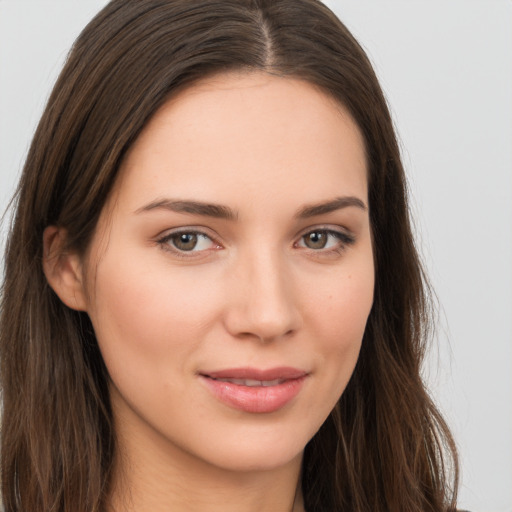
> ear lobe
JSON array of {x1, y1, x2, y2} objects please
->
[{"x1": 42, "y1": 226, "x2": 88, "y2": 312}]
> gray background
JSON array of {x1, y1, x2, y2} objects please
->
[{"x1": 1, "y1": 1, "x2": 511, "y2": 510}]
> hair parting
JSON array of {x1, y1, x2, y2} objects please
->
[{"x1": 1, "y1": 1, "x2": 458, "y2": 511}]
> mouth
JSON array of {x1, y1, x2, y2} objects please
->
[
  {"x1": 209, "y1": 377, "x2": 285, "y2": 387},
  {"x1": 199, "y1": 367, "x2": 308, "y2": 413}
]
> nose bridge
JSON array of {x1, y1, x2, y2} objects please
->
[{"x1": 225, "y1": 245, "x2": 300, "y2": 342}]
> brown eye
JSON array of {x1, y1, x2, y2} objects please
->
[
  {"x1": 297, "y1": 229, "x2": 355, "y2": 252},
  {"x1": 303, "y1": 231, "x2": 328, "y2": 249},
  {"x1": 171, "y1": 233, "x2": 198, "y2": 251},
  {"x1": 159, "y1": 231, "x2": 219, "y2": 254}
]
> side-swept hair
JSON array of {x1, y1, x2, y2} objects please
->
[{"x1": 0, "y1": 1, "x2": 458, "y2": 510}]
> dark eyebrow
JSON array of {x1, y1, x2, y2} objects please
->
[
  {"x1": 296, "y1": 196, "x2": 367, "y2": 218},
  {"x1": 136, "y1": 196, "x2": 366, "y2": 221},
  {"x1": 135, "y1": 199, "x2": 238, "y2": 220}
]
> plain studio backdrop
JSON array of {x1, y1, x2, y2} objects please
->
[{"x1": 0, "y1": 1, "x2": 511, "y2": 511}]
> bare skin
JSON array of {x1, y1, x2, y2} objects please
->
[{"x1": 44, "y1": 71, "x2": 374, "y2": 512}]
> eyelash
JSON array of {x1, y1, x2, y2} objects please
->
[
  {"x1": 295, "y1": 229, "x2": 355, "y2": 255},
  {"x1": 156, "y1": 227, "x2": 355, "y2": 258},
  {"x1": 157, "y1": 229, "x2": 220, "y2": 259}
]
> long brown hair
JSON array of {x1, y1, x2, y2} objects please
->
[{"x1": 0, "y1": 1, "x2": 458, "y2": 510}]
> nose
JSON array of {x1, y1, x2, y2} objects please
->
[{"x1": 223, "y1": 250, "x2": 302, "y2": 343}]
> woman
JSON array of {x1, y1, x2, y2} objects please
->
[{"x1": 0, "y1": 0, "x2": 459, "y2": 511}]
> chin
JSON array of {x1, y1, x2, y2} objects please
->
[
  {"x1": 207, "y1": 445, "x2": 304, "y2": 474},
  {"x1": 183, "y1": 421, "x2": 314, "y2": 474}
]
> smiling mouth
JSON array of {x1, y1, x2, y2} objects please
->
[{"x1": 199, "y1": 367, "x2": 308, "y2": 413}]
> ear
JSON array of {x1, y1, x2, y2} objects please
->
[{"x1": 42, "y1": 226, "x2": 88, "y2": 311}]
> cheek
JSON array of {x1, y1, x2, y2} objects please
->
[
  {"x1": 309, "y1": 264, "x2": 374, "y2": 341},
  {"x1": 86, "y1": 253, "x2": 222, "y2": 381},
  {"x1": 304, "y1": 258, "x2": 374, "y2": 389}
]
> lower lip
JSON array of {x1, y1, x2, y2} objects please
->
[{"x1": 200, "y1": 375, "x2": 307, "y2": 413}]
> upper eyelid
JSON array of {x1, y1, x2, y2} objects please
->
[
  {"x1": 157, "y1": 226, "x2": 219, "y2": 241},
  {"x1": 295, "y1": 224, "x2": 354, "y2": 240},
  {"x1": 157, "y1": 224, "x2": 351, "y2": 236}
]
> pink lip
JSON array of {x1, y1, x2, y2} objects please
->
[{"x1": 200, "y1": 367, "x2": 308, "y2": 414}]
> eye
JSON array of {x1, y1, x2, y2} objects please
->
[
  {"x1": 158, "y1": 230, "x2": 218, "y2": 253},
  {"x1": 296, "y1": 229, "x2": 354, "y2": 251}
]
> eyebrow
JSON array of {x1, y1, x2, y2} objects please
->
[
  {"x1": 135, "y1": 199, "x2": 238, "y2": 220},
  {"x1": 135, "y1": 195, "x2": 366, "y2": 220},
  {"x1": 296, "y1": 196, "x2": 367, "y2": 218}
]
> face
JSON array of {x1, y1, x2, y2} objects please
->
[{"x1": 80, "y1": 72, "x2": 374, "y2": 473}]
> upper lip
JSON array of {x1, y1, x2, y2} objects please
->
[{"x1": 201, "y1": 367, "x2": 308, "y2": 381}]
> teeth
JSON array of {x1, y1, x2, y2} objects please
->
[
  {"x1": 216, "y1": 378, "x2": 282, "y2": 387},
  {"x1": 261, "y1": 379, "x2": 282, "y2": 387}
]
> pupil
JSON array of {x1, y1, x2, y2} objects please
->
[
  {"x1": 174, "y1": 233, "x2": 197, "y2": 251},
  {"x1": 306, "y1": 232, "x2": 327, "y2": 249}
]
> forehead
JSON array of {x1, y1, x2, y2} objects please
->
[{"x1": 114, "y1": 71, "x2": 368, "y2": 215}]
